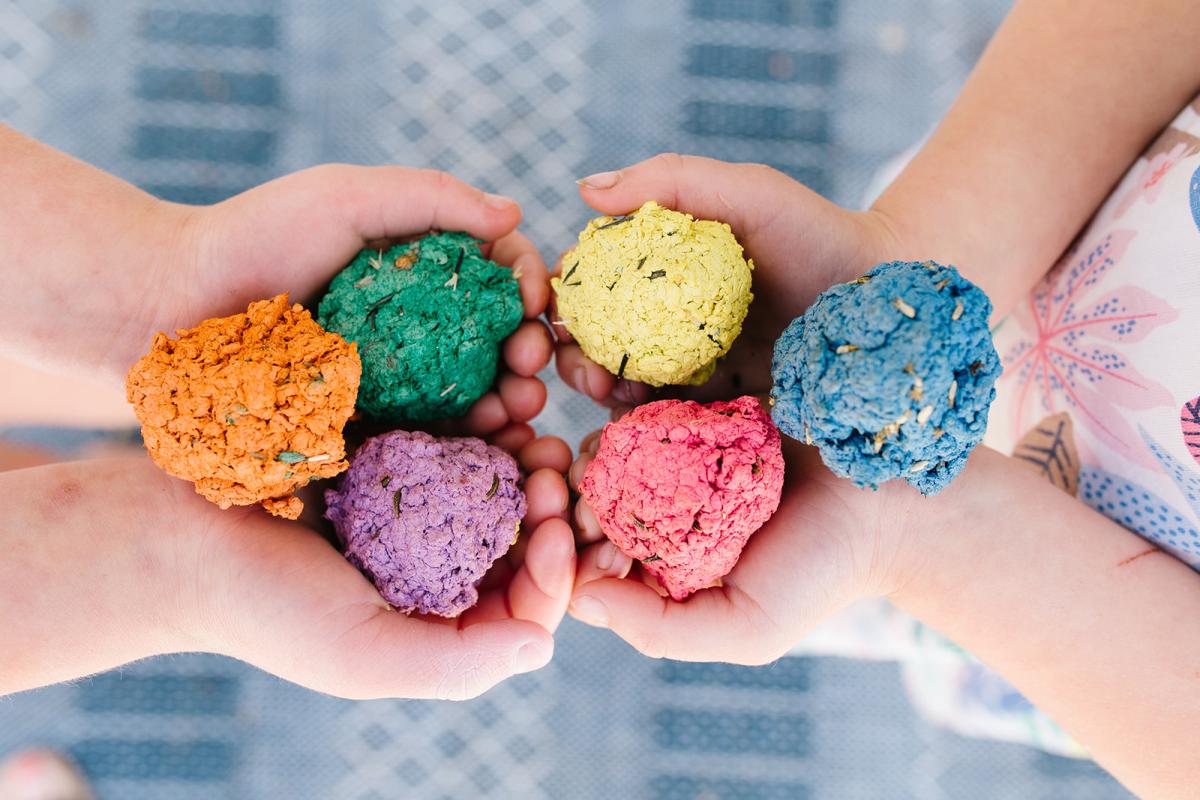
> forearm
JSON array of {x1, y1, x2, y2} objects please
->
[
  {"x1": 894, "y1": 447, "x2": 1200, "y2": 798},
  {"x1": 871, "y1": 0, "x2": 1200, "y2": 317},
  {"x1": 0, "y1": 459, "x2": 189, "y2": 694},
  {"x1": 0, "y1": 125, "x2": 185, "y2": 379}
]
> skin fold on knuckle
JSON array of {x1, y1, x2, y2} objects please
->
[
  {"x1": 651, "y1": 151, "x2": 686, "y2": 177},
  {"x1": 431, "y1": 646, "x2": 509, "y2": 701},
  {"x1": 623, "y1": 610, "x2": 672, "y2": 660},
  {"x1": 417, "y1": 168, "x2": 459, "y2": 229}
]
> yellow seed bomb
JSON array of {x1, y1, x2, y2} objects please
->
[{"x1": 550, "y1": 201, "x2": 753, "y2": 387}]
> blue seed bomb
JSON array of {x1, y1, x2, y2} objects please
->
[{"x1": 770, "y1": 261, "x2": 1000, "y2": 495}]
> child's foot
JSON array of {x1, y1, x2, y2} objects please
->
[{"x1": 0, "y1": 750, "x2": 94, "y2": 800}]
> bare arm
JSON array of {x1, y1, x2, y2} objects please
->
[
  {"x1": 558, "y1": 0, "x2": 1200, "y2": 795},
  {"x1": 0, "y1": 125, "x2": 180, "y2": 376},
  {"x1": 0, "y1": 454, "x2": 572, "y2": 700},
  {"x1": 893, "y1": 448, "x2": 1200, "y2": 799},
  {"x1": 0, "y1": 125, "x2": 537, "y2": 383},
  {"x1": 570, "y1": 439, "x2": 1200, "y2": 799},
  {"x1": 872, "y1": 0, "x2": 1200, "y2": 317},
  {"x1": 560, "y1": 0, "x2": 1200, "y2": 405}
]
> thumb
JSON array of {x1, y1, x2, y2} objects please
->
[
  {"x1": 574, "y1": 153, "x2": 876, "y2": 317},
  {"x1": 575, "y1": 153, "x2": 822, "y2": 244},
  {"x1": 328, "y1": 613, "x2": 554, "y2": 701},
  {"x1": 236, "y1": 163, "x2": 524, "y2": 245},
  {"x1": 569, "y1": 576, "x2": 784, "y2": 665}
]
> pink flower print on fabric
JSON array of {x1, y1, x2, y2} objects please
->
[
  {"x1": 1001, "y1": 230, "x2": 1178, "y2": 469},
  {"x1": 1113, "y1": 142, "x2": 1191, "y2": 219}
]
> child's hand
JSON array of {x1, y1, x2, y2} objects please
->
[
  {"x1": 166, "y1": 166, "x2": 553, "y2": 436},
  {"x1": 553, "y1": 154, "x2": 894, "y2": 408},
  {"x1": 0, "y1": 130, "x2": 553, "y2": 436},
  {"x1": 566, "y1": 430, "x2": 914, "y2": 663},
  {"x1": 0, "y1": 435, "x2": 575, "y2": 700}
]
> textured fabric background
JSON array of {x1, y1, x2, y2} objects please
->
[{"x1": 0, "y1": 0, "x2": 1132, "y2": 797}]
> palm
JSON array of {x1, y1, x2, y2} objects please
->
[
  {"x1": 685, "y1": 206, "x2": 865, "y2": 399},
  {"x1": 163, "y1": 165, "x2": 523, "y2": 335},
  {"x1": 570, "y1": 440, "x2": 911, "y2": 664},
  {"x1": 145, "y1": 165, "x2": 553, "y2": 439},
  {"x1": 556, "y1": 155, "x2": 886, "y2": 405},
  {"x1": 178, "y1": 430, "x2": 574, "y2": 700}
]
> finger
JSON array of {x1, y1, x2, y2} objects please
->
[
  {"x1": 523, "y1": 467, "x2": 570, "y2": 530},
  {"x1": 576, "y1": 153, "x2": 811, "y2": 243},
  {"x1": 611, "y1": 379, "x2": 654, "y2": 406},
  {"x1": 489, "y1": 423, "x2": 536, "y2": 453},
  {"x1": 573, "y1": 498, "x2": 606, "y2": 544},
  {"x1": 568, "y1": 578, "x2": 779, "y2": 664},
  {"x1": 575, "y1": 540, "x2": 632, "y2": 586},
  {"x1": 506, "y1": 534, "x2": 529, "y2": 570},
  {"x1": 331, "y1": 612, "x2": 553, "y2": 700},
  {"x1": 474, "y1": 557, "x2": 516, "y2": 595},
  {"x1": 634, "y1": 563, "x2": 671, "y2": 597},
  {"x1": 460, "y1": 392, "x2": 510, "y2": 436},
  {"x1": 518, "y1": 436, "x2": 572, "y2": 474},
  {"x1": 610, "y1": 403, "x2": 636, "y2": 422},
  {"x1": 497, "y1": 373, "x2": 547, "y2": 423},
  {"x1": 547, "y1": 253, "x2": 575, "y2": 344},
  {"x1": 579, "y1": 429, "x2": 602, "y2": 455},
  {"x1": 461, "y1": 589, "x2": 511, "y2": 621},
  {"x1": 508, "y1": 518, "x2": 575, "y2": 632},
  {"x1": 555, "y1": 343, "x2": 617, "y2": 403},
  {"x1": 505, "y1": 444, "x2": 571, "y2": 576},
  {"x1": 568, "y1": 452, "x2": 593, "y2": 493},
  {"x1": 490, "y1": 230, "x2": 549, "y2": 318},
  {"x1": 466, "y1": 518, "x2": 575, "y2": 633},
  {"x1": 503, "y1": 321, "x2": 554, "y2": 377},
  {"x1": 298, "y1": 164, "x2": 523, "y2": 244}
]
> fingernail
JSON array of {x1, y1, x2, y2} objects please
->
[
  {"x1": 572, "y1": 366, "x2": 592, "y2": 398},
  {"x1": 483, "y1": 192, "x2": 516, "y2": 209},
  {"x1": 595, "y1": 541, "x2": 619, "y2": 571},
  {"x1": 514, "y1": 639, "x2": 553, "y2": 674},
  {"x1": 570, "y1": 595, "x2": 610, "y2": 627},
  {"x1": 577, "y1": 171, "x2": 620, "y2": 190}
]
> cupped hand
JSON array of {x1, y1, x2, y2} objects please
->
[
  {"x1": 189, "y1": 432, "x2": 574, "y2": 699},
  {"x1": 1, "y1": 435, "x2": 574, "y2": 701},
  {"x1": 552, "y1": 154, "x2": 895, "y2": 408},
  {"x1": 151, "y1": 165, "x2": 553, "y2": 434},
  {"x1": 565, "y1": 430, "x2": 916, "y2": 664}
]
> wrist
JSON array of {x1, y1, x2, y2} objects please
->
[
  {"x1": 784, "y1": 442, "x2": 925, "y2": 602},
  {"x1": 105, "y1": 458, "x2": 209, "y2": 653},
  {"x1": 883, "y1": 446, "x2": 1013, "y2": 610},
  {"x1": 0, "y1": 459, "x2": 201, "y2": 692},
  {"x1": 846, "y1": 207, "x2": 906, "y2": 276},
  {"x1": 104, "y1": 198, "x2": 201, "y2": 377}
]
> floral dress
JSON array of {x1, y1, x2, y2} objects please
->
[{"x1": 797, "y1": 93, "x2": 1200, "y2": 756}]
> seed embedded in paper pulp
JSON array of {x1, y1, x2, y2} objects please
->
[{"x1": 893, "y1": 298, "x2": 917, "y2": 319}]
